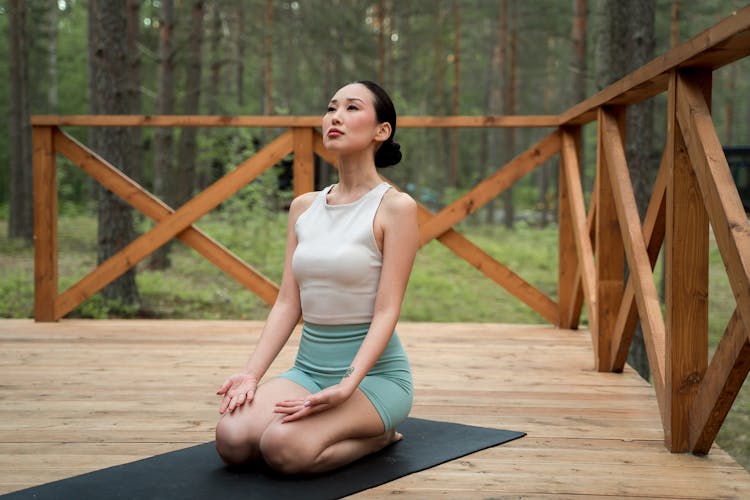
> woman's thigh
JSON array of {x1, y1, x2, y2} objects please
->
[
  {"x1": 260, "y1": 387, "x2": 386, "y2": 454},
  {"x1": 217, "y1": 377, "x2": 312, "y2": 440}
]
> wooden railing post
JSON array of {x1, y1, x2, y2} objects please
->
[
  {"x1": 32, "y1": 125, "x2": 58, "y2": 322},
  {"x1": 665, "y1": 69, "x2": 711, "y2": 452},
  {"x1": 595, "y1": 107, "x2": 625, "y2": 371},
  {"x1": 293, "y1": 127, "x2": 315, "y2": 196},
  {"x1": 558, "y1": 127, "x2": 580, "y2": 329}
]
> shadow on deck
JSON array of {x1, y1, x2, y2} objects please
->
[{"x1": 0, "y1": 319, "x2": 747, "y2": 498}]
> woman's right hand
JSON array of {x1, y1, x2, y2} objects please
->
[{"x1": 217, "y1": 373, "x2": 258, "y2": 414}]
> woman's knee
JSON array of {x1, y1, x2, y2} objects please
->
[
  {"x1": 259, "y1": 424, "x2": 316, "y2": 474},
  {"x1": 215, "y1": 415, "x2": 260, "y2": 465}
]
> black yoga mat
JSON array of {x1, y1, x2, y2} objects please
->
[{"x1": 3, "y1": 418, "x2": 524, "y2": 500}]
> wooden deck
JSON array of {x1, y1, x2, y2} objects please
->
[{"x1": 0, "y1": 319, "x2": 747, "y2": 499}]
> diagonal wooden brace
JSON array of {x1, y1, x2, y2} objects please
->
[
  {"x1": 418, "y1": 131, "x2": 561, "y2": 246},
  {"x1": 54, "y1": 130, "x2": 294, "y2": 319}
]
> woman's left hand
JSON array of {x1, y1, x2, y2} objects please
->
[{"x1": 273, "y1": 384, "x2": 353, "y2": 423}]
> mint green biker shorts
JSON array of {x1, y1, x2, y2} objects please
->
[{"x1": 277, "y1": 322, "x2": 413, "y2": 431}]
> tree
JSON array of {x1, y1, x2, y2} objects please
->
[
  {"x1": 174, "y1": 0, "x2": 205, "y2": 207},
  {"x1": 448, "y1": 0, "x2": 460, "y2": 188},
  {"x1": 47, "y1": 0, "x2": 58, "y2": 113},
  {"x1": 594, "y1": 0, "x2": 656, "y2": 380},
  {"x1": 88, "y1": 0, "x2": 140, "y2": 308},
  {"x1": 150, "y1": 0, "x2": 176, "y2": 270},
  {"x1": 502, "y1": 1, "x2": 517, "y2": 229},
  {"x1": 7, "y1": 0, "x2": 33, "y2": 243}
]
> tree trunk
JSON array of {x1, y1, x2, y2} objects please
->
[
  {"x1": 208, "y1": 2, "x2": 222, "y2": 116},
  {"x1": 377, "y1": 0, "x2": 386, "y2": 84},
  {"x1": 571, "y1": 0, "x2": 588, "y2": 190},
  {"x1": 175, "y1": 0, "x2": 205, "y2": 207},
  {"x1": 595, "y1": 0, "x2": 656, "y2": 381},
  {"x1": 235, "y1": 7, "x2": 245, "y2": 107},
  {"x1": 485, "y1": 1, "x2": 505, "y2": 225},
  {"x1": 449, "y1": 0, "x2": 460, "y2": 189},
  {"x1": 433, "y1": 0, "x2": 447, "y2": 198},
  {"x1": 48, "y1": 0, "x2": 58, "y2": 113},
  {"x1": 88, "y1": 0, "x2": 140, "y2": 308},
  {"x1": 8, "y1": 0, "x2": 33, "y2": 243},
  {"x1": 724, "y1": 63, "x2": 735, "y2": 145},
  {"x1": 503, "y1": 14, "x2": 517, "y2": 229},
  {"x1": 150, "y1": 0, "x2": 176, "y2": 270},
  {"x1": 264, "y1": 0, "x2": 274, "y2": 116},
  {"x1": 670, "y1": 0, "x2": 680, "y2": 48},
  {"x1": 126, "y1": 0, "x2": 143, "y2": 185}
]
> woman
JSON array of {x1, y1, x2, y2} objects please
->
[{"x1": 215, "y1": 80, "x2": 419, "y2": 474}]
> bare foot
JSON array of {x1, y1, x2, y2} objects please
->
[{"x1": 383, "y1": 429, "x2": 404, "y2": 447}]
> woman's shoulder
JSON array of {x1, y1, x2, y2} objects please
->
[
  {"x1": 289, "y1": 190, "x2": 320, "y2": 220},
  {"x1": 381, "y1": 188, "x2": 417, "y2": 218}
]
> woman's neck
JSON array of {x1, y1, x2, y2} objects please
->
[{"x1": 335, "y1": 151, "x2": 381, "y2": 194}]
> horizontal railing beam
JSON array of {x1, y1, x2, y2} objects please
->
[
  {"x1": 30, "y1": 115, "x2": 560, "y2": 128},
  {"x1": 559, "y1": 5, "x2": 750, "y2": 126}
]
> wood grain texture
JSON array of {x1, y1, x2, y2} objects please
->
[
  {"x1": 666, "y1": 71, "x2": 710, "y2": 452},
  {"x1": 0, "y1": 319, "x2": 747, "y2": 498},
  {"x1": 53, "y1": 131, "x2": 293, "y2": 318},
  {"x1": 292, "y1": 127, "x2": 315, "y2": 197},
  {"x1": 600, "y1": 107, "x2": 667, "y2": 423},
  {"x1": 558, "y1": 6, "x2": 750, "y2": 126},
  {"x1": 561, "y1": 128, "x2": 597, "y2": 337},
  {"x1": 31, "y1": 126, "x2": 58, "y2": 322},
  {"x1": 54, "y1": 129, "x2": 279, "y2": 307},
  {"x1": 595, "y1": 108, "x2": 625, "y2": 373}
]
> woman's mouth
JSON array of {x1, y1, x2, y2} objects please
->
[{"x1": 327, "y1": 128, "x2": 343, "y2": 138}]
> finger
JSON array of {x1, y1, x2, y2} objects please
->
[
  {"x1": 246, "y1": 390, "x2": 255, "y2": 404},
  {"x1": 275, "y1": 399, "x2": 304, "y2": 408},
  {"x1": 216, "y1": 379, "x2": 232, "y2": 395},
  {"x1": 219, "y1": 395, "x2": 230, "y2": 414},
  {"x1": 281, "y1": 403, "x2": 327, "y2": 423}
]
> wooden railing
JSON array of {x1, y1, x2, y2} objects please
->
[{"x1": 31, "y1": 7, "x2": 750, "y2": 455}]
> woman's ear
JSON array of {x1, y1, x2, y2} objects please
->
[{"x1": 375, "y1": 122, "x2": 392, "y2": 143}]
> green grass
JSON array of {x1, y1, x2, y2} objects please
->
[{"x1": 0, "y1": 213, "x2": 747, "y2": 470}]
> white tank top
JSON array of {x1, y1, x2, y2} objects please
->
[{"x1": 292, "y1": 182, "x2": 391, "y2": 325}]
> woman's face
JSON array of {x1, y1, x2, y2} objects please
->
[{"x1": 322, "y1": 83, "x2": 390, "y2": 156}]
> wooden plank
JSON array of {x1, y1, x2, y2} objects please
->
[
  {"x1": 0, "y1": 319, "x2": 747, "y2": 500},
  {"x1": 425, "y1": 225, "x2": 559, "y2": 324},
  {"x1": 600, "y1": 107, "x2": 667, "y2": 422},
  {"x1": 53, "y1": 130, "x2": 279, "y2": 306},
  {"x1": 675, "y1": 70, "x2": 750, "y2": 341},
  {"x1": 53, "y1": 131, "x2": 294, "y2": 318},
  {"x1": 611, "y1": 152, "x2": 667, "y2": 372},
  {"x1": 292, "y1": 127, "x2": 315, "y2": 196},
  {"x1": 690, "y1": 310, "x2": 750, "y2": 454},
  {"x1": 418, "y1": 131, "x2": 560, "y2": 246},
  {"x1": 666, "y1": 70, "x2": 710, "y2": 452},
  {"x1": 566, "y1": 179, "x2": 597, "y2": 331},
  {"x1": 396, "y1": 115, "x2": 559, "y2": 128},
  {"x1": 595, "y1": 107, "x2": 625, "y2": 372},
  {"x1": 30, "y1": 114, "x2": 560, "y2": 128},
  {"x1": 31, "y1": 126, "x2": 58, "y2": 322},
  {"x1": 560, "y1": 128, "x2": 598, "y2": 336},
  {"x1": 559, "y1": 6, "x2": 750, "y2": 126},
  {"x1": 557, "y1": 129, "x2": 578, "y2": 329}
]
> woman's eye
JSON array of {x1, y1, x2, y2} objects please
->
[
  {"x1": 347, "y1": 105, "x2": 358, "y2": 110},
  {"x1": 326, "y1": 106, "x2": 335, "y2": 113}
]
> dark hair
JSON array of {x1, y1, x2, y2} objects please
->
[{"x1": 355, "y1": 80, "x2": 402, "y2": 168}]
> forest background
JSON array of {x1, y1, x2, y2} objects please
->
[{"x1": 1, "y1": 0, "x2": 749, "y2": 469}]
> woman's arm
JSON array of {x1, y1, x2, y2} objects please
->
[
  {"x1": 217, "y1": 192, "x2": 316, "y2": 413},
  {"x1": 339, "y1": 190, "x2": 418, "y2": 393},
  {"x1": 276, "y1": 189, "x2": 418, "y2": 420}
]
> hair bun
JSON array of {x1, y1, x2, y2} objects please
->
[{"x1": 375, "y1": 140, "x2": 402, "y2": 168}]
